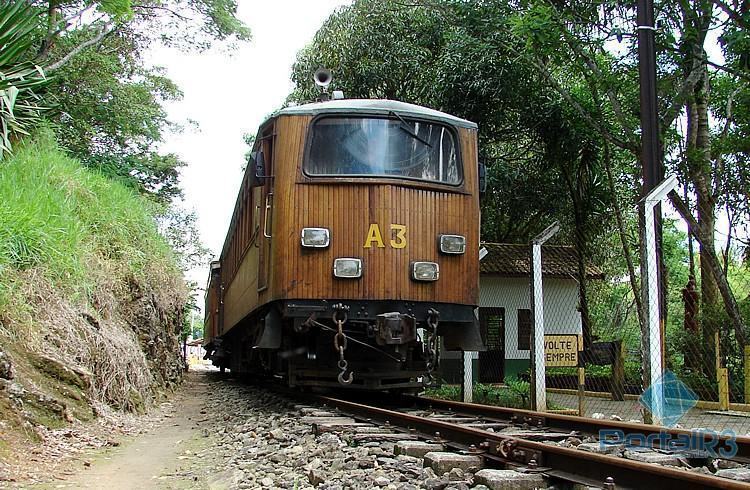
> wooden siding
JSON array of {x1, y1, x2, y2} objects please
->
[{"x1": 220, "y1": 114, "x2": 480, "y2": 335}]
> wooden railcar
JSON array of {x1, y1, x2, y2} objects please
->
[{"x1": 204, "y1": 98, "x2": 484, "y2": 390}]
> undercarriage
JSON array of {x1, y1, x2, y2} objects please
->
[{"x1": 204, "y1": 299, "x2": 483, "y2": 392}]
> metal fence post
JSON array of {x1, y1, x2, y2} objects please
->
[
  {"x1": 640, "y1": 175, "x2": 677, "y2": 425},
  {"x1": 463, "y1": 351, "x2": 473, "y2": 403},
  {"x1": 530, "y1": 222, "x2": 560, "y2": 412}
]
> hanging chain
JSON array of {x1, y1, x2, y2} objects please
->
[
  {"x1": 424, "y1": 308, "x2": 440, "y2": 385},
  {"x1": 332, "y1": 304, "x2": 353, "y2": 385}
]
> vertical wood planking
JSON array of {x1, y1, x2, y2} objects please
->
[{"x1": 224, "y1": 116, "x2": 481, "y2": 336}]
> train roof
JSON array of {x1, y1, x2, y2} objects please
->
[{"x1": 276, "y1": 99, "x2": 478, "y2": 129}]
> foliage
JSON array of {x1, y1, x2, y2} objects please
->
[
  {"x1": 0, "y1": 129, "x2": 177, "y2": 305},
  {"x1": 44, "y1": 28, "x2": 185, "y2": 202},
  {"x1": 288, "y1": 0, "x2": 615, "y2": 245},
  {"x1": 425, "y1": 381, "x2": 529, "y2": 409},
  {"x1": 425, "y1": 379, "x2": 571, "y2": 410},
  {"x1": 26, "y1": 0, "x2": 250, "y2": 201},
  {"x1": 0, "y1": 0, "x2": 49, "y2": 157}
]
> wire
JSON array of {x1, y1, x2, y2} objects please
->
[{"x1": 309, "y1": 319, "x2": 404, "y2": 363}]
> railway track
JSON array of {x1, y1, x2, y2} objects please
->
[{"x1": 299, "y1": 393, "x2": 750, "y2": 489}]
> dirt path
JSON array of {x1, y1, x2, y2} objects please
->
[{"x1": 41, "y1": 370, "x2": 218, "y2": 490}]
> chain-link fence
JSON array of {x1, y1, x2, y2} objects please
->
[{"x1": 431, "y1": 176, "x2": 750, "y2": 435}]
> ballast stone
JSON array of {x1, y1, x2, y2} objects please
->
[
  {"x1": 474, "y1": 469, "x2": 546, "y2": 490},
  {"x1": 716, "y1": 467, "x2": 750, "y2": 482},
  {"x1": 423, "y1": 452, "x2": 483, "y2": 475},
  {"x1": 576, "y1": 441, "x2": 623, "y2": 455},
  {"x1": 623, "y1": 450, "x2": 682, "y2": 466},
  {"x1": 394, "y1": 441, "x2": 445, "y2": 458}
]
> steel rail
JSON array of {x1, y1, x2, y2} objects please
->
[
  {"x1": 410, "y1": 396, "x2": 750, "y2": 462},
  {"x1": 318, "y1": 395, "x2": 750, "y2": 490}
]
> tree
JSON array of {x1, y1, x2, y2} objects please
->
[
  {"x1": 289, "y1": 0, "x2": 621, "y2": 351},
  {"x1": 507, "y1": 0, "x2": 749, "y2": 362},
  {"x1": 32, "y1": 0, "x2": 250, "y2": 201}
]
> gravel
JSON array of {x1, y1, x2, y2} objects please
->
[{"x1": 177, "y1": 378, "x2": 496, "y2": 489}]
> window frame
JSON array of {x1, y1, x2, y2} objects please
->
[{"x1": 302, "y1": 113, "x2": 465, "y2": 188}]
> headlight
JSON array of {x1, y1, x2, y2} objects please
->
[
  {"x1": 333, "y1": 258, "x2": 362, "y2": 278},
  {"x1": 439, "y1": 234, "x2": 466, "y2": 254},
  {"x1": 301, "y1": 227, "x2": 330, "y2": 248},
  {"x1": 411, "y1": 261, "x2": 439, "y2": 281}
]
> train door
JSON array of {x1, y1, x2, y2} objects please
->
[
  {"x1": 258, "y1": 125, "x2": 275, "y2": 291},
  {"x1": 479, "y1": 307, "x2": 505, "y2": 383}
]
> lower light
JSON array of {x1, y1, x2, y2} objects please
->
[
  {"x1": 333, "y1": 258, "x2": 362, "y2": 278},
  {"x1": 411, "y1": 261, "x2": 439, "y2": 281}
]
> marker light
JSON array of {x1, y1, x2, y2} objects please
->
[
  {"x1": 301, "y1": 227, "x2": 330, "y2": 248},
  {"x1": 333, "y1": 258, "x2": 362, "y2": 278},
  {"x1": 439, "y1": 234, "x2": 466, "y2": 254},
  {"x1": 411, "y1": 261, "x2": 439, "y2": 281}
]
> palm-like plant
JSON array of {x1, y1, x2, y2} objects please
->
[{"x1": 0, "y1": 0, "x2": 48, "y2": 158}]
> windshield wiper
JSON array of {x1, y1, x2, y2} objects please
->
[{"x1": 389, "y1": 111, "x2": 432, "y2": 147}]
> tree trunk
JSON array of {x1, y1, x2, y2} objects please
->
[
  {"x1": 38, "y1": 0, "x2": 61, "y2": 59},
  {"x1": 687, "y1": 60, "x2": 721, "y2": 377}
]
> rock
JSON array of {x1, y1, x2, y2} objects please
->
[
  {"x1": 268, "y1": 428, "x2": 285, "y2": 440},
  {"x1": 0, "y1": 350, "x2": 14, "y2": 380},
  {"x1": 623, "y1": 450, "x2": 682, "y2": 466},
  {"x1": 447, "y1": 467, "x2": 465, "y2": 481},
  {"x1": 716, "y1": 468, "x2": 750, "y2": 482},
  {"x1": 423, "y1": 477, "x2": 449, "y2": 490},
  {"x1": 394, "y1": 441, "x2": 444, "y2": 458},
  {"x1": 445, "y1": 484, "x2": 469, "y2": 490},
  {"x1": 260, "y1": 477, "x2": 274, "y2": 486},
  {"x1": 577, "y1": 442, "x2": 623, "y2": 455},
  {"x1": 373, "y1": 476, "x2": 390, "y2": 486},
  {"x1": 592, "y1": 413, "x2": 605, "y2": 420},
  {"x1": 473, "y1": 469, "x2": 546, "y2": 490},
  {"x1": 423, "y1": 452, "x2": 482, "y2": 475},
  {"x1": 308, "y1": 468, "x2": 326, "y2": 486},
  {"x1": 561, "y1": 436, "x2": 582, "y2": 447},
  {"x1": 714, "y1": 459, "x2": 744, "y2": 470}
]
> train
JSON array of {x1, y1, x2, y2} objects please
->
[{"x1": 204, "y1": 71, "x2": 485, "y2": 391}]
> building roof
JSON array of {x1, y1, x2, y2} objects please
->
[
  {"x1": 276, "y1": 99, "x2": 478, "y2": 129},
  {"x1": 480, "y1": 243, "x2": 604, "y2": 279}
]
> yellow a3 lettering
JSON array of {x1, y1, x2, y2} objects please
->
[
  {"x1": 363, "y1": 224, "x2": 385, "y2": 248},
  {"x1": 390, "y1": 224, "x2": 407, "y2": 249},
  {"x1": 364, "y1": 224, "x2": 407, "y2": 249}
]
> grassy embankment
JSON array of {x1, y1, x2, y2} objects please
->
[{"x1": 0, "y1": 131, "x2": 187, "y2": 445}]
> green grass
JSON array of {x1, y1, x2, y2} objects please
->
[
  {"x1": 425, "y1": 379, "x2": 570, "y2": 410},
  {"x1": 0, "y1": 129, "x2": 176, "y2": 308}
]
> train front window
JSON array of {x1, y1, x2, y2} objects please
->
[{"x1": 305, "y1": 116, "x2": 462, "y2": 185}]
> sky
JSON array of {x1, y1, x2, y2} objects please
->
[{"x1": 148, "y1": 1, "x2": 350, "y2": 294}]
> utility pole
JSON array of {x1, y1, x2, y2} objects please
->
[{"x1": 637, "y1": 0, "x2": 665, "y2": 423}]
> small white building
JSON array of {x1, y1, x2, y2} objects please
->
[{"x1": 440, "y1": 243, "x2": 602, "y2": 383}]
